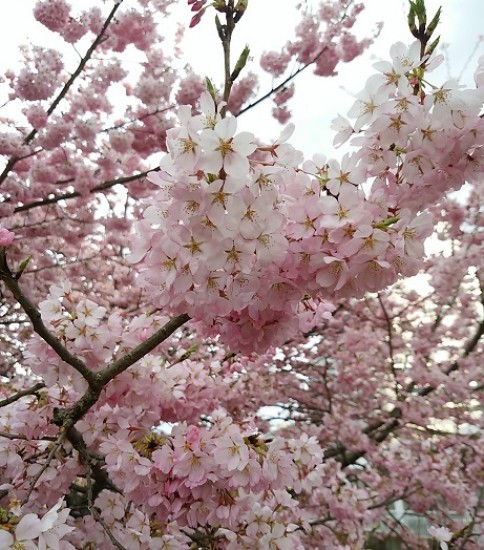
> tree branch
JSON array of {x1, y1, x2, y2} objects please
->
[
  {"x1": 0, "y1": 382, "x2": 45, "y2": 408},
  {"x1": 21, "y1": 431, "x2": 65, "y2": 506},
  {"x1": 377, "y1": 293, "x2": 400, "y2": 399},
  {"x1": 0, "y1": 251, "x2": 96, "y2": 385},
  {"x1": 53, "y1": 313, "x2": 190, "y2": 428},
  {"x1": 13, "y1": 168, "x2": 159, "y2": 214},
  {"x1": 236, "y1": 43, "x2": 329, "y2": 117},
  {"x1": 99, "y1": 313, "x2": 190, "y2": 384}
]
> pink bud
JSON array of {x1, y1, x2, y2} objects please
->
[
  {"x1": 189, "y1": 9, "x2": 205, "y2": 28},
  {"x1": 191, "y1": 0, "x2": 207, "y2": 11},
  {"x1": 0, "y1": 228, "x2": 15, "y2": 247}
]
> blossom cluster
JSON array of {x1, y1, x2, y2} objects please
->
[
  {"x1": 97, "y1": 410, "x2": 323, "y2": 548},
  {"x1": 0, "y1": 499, "x2": 74, "y2": 549},
  {"x1": 129, "y1": 41, "x2": 484, "y2": 353},
  {"x1": 1, "y1": 0, "x2": 483, "y2": 544}
]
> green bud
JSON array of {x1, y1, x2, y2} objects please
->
[
  {"x1": 407, "y1": 3, "x2": 418, "y2": 37},
  {"x1": 15, "y1": 255, "x2": 31, "y2": 280},
  {"x1": 178, "y1": 343, "x2": 199, "y2": 362},
  {"x1": 412, "y1": 0, "x2": 427, "y2": 28},
  {"x1": 212, "y1": 0, "x2": 227, "y2": 12},
  {"x1": 205, "y1": 77, "x2": 217, "y2": 103},
  {"x1": 235, "y1": 0, "x2": 248, "y2": 12},
  {"x1": 425, "y1": 6, "x2": 441, "y2": 39},
  {"x1": 234, "y1": 0, "x2": 248, "y2": 23},
  {"x1": 373, "y1": 216, "x2": 400, "y2": 230},
  {"x1": 215, "y1": 14, "x2": 225, "y2": 41},
  {"x1": 425, "y1": 35, "x2": 440, "y2": 57},
  {"x1": 230, "y1": 44, "x2": 250, "y2": 82}
]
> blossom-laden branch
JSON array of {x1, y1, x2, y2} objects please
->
[
  {"x1": 0, "y1": 382, "x2": 45, "y2": 408},
  {"x1": 52, "y1": 312, "x2": 190, "y2": 429},
  {"x1": 0, "y1": 0, "x2": 483, "y2": 548},
  {"x1": 13, "y1": 168, "x2": 160, "y2": 214},
  {"x1": 0, "y1": 250, "x2": 96, "y2": 385},
  {"x1": 0, "y1": 0, "x2": 123, "y2": 188},
  {"x1": 99, "y1": 313, "x2": 190, "y2": 384}
]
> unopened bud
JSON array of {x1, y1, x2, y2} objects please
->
[
  {"x1": 15, "y1": 255, "x2": 31, "y2": 280},
  {"x1": 231, "y1": 44, "x2": 250, "y2": 82},
  {"x1": 190, "y1": 0, "x2": 207, "y2": 11},
  {"x1": 189, "y1": 9, "x2": 206, "y2": 27},
  {"x1": 213, "y1": 0, "x2": 227, "y2": 12},
  {"x1": 425, "y1": 35, "x2": 440, "y2": 57},
  {"x1": 407, "y1": 4, "x2": 418, "y2": 37},
  {"x1": 234, "y1": 0, "x2": 248, "y2": 23},
  {"x1": 425, "y1": 6, "x2": 441, "y2": 39}
]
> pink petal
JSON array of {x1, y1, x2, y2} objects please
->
[{"x1": 17, "y1": 514, "x2": 43, "y2": 540}]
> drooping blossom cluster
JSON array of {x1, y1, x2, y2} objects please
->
[
  {"x1": 1, "y1": 283, "x2": 330, "y2": 548},
  {"x1": 130, "y1": 41, "x2": 484, "y2": 353}
]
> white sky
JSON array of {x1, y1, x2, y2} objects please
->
[{"x1": 1, "y1": 0, "x2": 483, "y2": 157}]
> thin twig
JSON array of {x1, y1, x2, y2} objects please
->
[
  {"x1": 21, "y1": 431, "x2": 65, "y2": 506},
  {"x1": 0, "y1": 430, "x2": 56, "y2": 441},
  {"x1": 13, "y1": 168, "x2": 159, "y2": 214},
  {"x1": 236, "y1": 43, "x2": 330, "y2": 117},
  {"x1": 377, "y1": 293, "x2": 400, "y2": 400}
]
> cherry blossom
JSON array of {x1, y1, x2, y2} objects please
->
[{"x1": 0, "y1": 1, "x2": 483, "y2": 549}]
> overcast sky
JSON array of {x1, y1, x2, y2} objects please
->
[{"x1": 1, "y1": 0, "x2": 483, "y2": 156}]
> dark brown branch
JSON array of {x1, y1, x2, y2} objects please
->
[
  {"x1": 53, "y1": 313, "x2": 190, "y2": 428},
  {"x1": 0, "y1": 382, "x2": 45, "y2": 408},
  {"x1": 14, "y1": 168, "x2": 159, "y2": 214},
  {"x1": 99, "y1": 313, "x2": 190, "y2": 384},
  {"x1": 236, "y1": 43, "x2": 329, "y2": 117},
  {"x1": 65, "y1": 425, "x2": 125, "y2": 548},
  {"x1": 0, "y1": 251, "x2": 96, "y2": 385}
]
